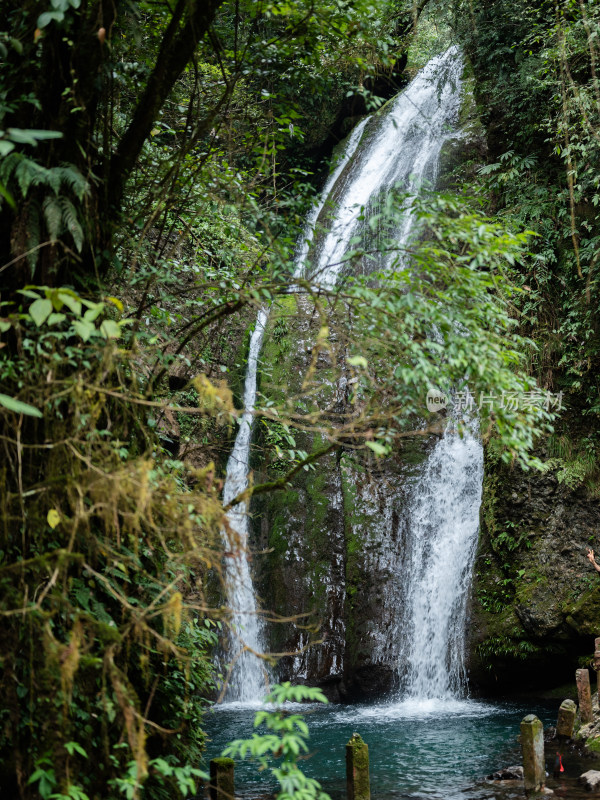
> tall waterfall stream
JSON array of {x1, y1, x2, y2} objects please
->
[
  {"x1": 212, "y1": 46, "x2": 559, "y2": 799},
  {"x1": 222, "y1": 46, "x2": 477, "y2": 705}
]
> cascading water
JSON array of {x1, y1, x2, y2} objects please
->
[
  {"x1": 302, "y1": 46, "x2": 483, "y2": 703},
  {"x1": 398, "y1": 415, "x2": 484, "y2": 702},
  {"x1": 308, "y1": 46, "x2": 463, "y2": 285},
  {"x1": 209, "y1": 49, "x2": 548, "y2": 798},
  {"x1": 221, "y1": 308, "x2": 269, "y2": 704},
  {"x1": 220, "y1": 119, "x2": 368, "y2": 703},
  {"x1": 222, "y1": 45, "x2": 481, "y2": 704}
]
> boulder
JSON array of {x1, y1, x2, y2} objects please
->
[
  {"x1": 579, "y1": 770, "x2": 600, "y2": 791},
  {"x1": 487, "y1": 765, "x2": 524, "y2": 781}
]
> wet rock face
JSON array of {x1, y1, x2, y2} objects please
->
[
  {"x1": 247, "y1": 74, "x2": 482, "y2": 701},
  {"x1": 250, "y1": 294, "x2": 435, "y2": 701},
  {"x1": 467, "y1": 431, "x2": 600, "y2": 692}
]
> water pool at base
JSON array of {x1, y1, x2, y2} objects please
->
[{"x1": 202, "y1": 699, "x2": 568, "y2": 800}]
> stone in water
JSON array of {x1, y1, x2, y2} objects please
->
[
  {"x1": 346, "y1": 732, "x2": 370, "y2": 800},
  {"x1": 521, "y1": 714, "x2": 545, "y2": 795},
  {"x1": 577, "y1": 668, "x2": 594, "y2": 724},
  {"x1": 556, "y1": 699, "x2": 577, "y2": 738}
]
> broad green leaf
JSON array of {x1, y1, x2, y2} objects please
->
[
  {"x1": 6, "y1": 127, "x2": 63, "y2": 144},
  {"x1": 83, "y1": 303, "x2": 103, "y2": 322},
  {"x1": 0, "y1": 393, "x2": 43, "y2": 418},
  {"x1": 0, "y1": 320, "x2": 11, "y2": 333},
  {"x1": 36, "y1": 11, "x2": 65, "y2": 29},
  {"x1": 29, "y1": 298, "x2": 52, "y2": 326},
  {"x1": 72, "y1": 319, "x2": 95, "y2": 342},
  {"x1": 100, "y1": 319, "x2": 121, "y2": 339},
  {"x1": 58, "y1": 291, "x2": 82, "y2": 316}
]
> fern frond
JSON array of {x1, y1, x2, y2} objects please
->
[
  {"x1": 59, "y1": 196, "x2": 84, "y2": 252},
  {"x1": 58, "y1": 164, "x2": 90, "y2": 201},
  {"x1": 42, "y1": 194, "x2": 63, "y2": 241},
  {"x1": 14, "y1": 159, "x2": 53, "y2": 197},
  {"x1": 0, "y1": 152, "x2": 21, "y2": 185}
]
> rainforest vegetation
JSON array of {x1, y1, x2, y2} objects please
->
[{"x1": 1, "y1": 0, "x2": 600, "y2": 797}]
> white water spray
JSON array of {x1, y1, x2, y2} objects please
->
[
  {"x1": 399, "y1": 414, "x2": 484, "y2": 701},
  {"x1": 309, "y1": 46, "x2": 463, "y2": 284}
]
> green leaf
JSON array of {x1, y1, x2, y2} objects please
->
[
  {"x1": 0, "y1": 181, "x2": 16, "y2": 208},
  {"x1": 0, "y1": 393, "x2": 43, "y2": 418},
  {"x1": 42, "y1": 195, "x2": 62, "y2": 240},
  {"x1": 58, "y1": 290, "x2": 82, "y2": 316},
  {"x1": 72, "y1": 319, "x2": 96, "y2": 342},
  {"x1": 37, "y1": 11, "x2": 65, "y2": 29},
  {"x1": 59, "y1": 197, "x2": 84, "y2": 251},
  {"x1": 0, "y1": 320, "x2": 11, "y2": 333},
  {"x1": 347, "y1": 355, "x2": 368, "y2": 368},
  {"x1": 6, "y1": 127, "x2": 63, "y2": 144},
  {"x1": 100, "y1": 319, "x2": 121, "y2": 339},
  {"x1": 0, "y1": 140, "x2": 15, "y2": 157},
  {"x1": 29, "y1": 297, "x2": 52, "y2": 326},
  {"x1": 64, "y1": 741, "x2": 87, "y2": 757},
  {"x1": 365, "y1": 440, "x2": 387, "y2": 456},
  {"x1": 83, "y1": 303, "x2": 103, "y2": 322}
]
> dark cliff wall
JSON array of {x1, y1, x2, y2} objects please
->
[
  {"x1": 250, "y1": 294, "x2": 436, "y2": 701},
  {"x1": 246, "y1": 71, "x2": 488, "y2": 702},
  {"x1": 467, "y1": 421, "x2": 600, "y2": 693}
]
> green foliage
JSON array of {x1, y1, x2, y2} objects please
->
[
  {"x1": 449, "y1": 0, "x2": 600, "y2": 417},
  {"x1": 223, "y1": 682, "x2": 331, "y2": 800},
  {"x1": 476, "y1": 635, "x2": 540, "y2": 667}
]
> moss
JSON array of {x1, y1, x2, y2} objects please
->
[
  {"x1": 211, "y1": 757, "x2": 234, "y2": 768},
  {"x1": 586, "y1": 737, "x2": 600, "y2": 753},
  {"x1": 346, "y1": 733, "x2": 370, "y2": 800},
  {"x1": 565, "y1": 584, "x2": 600, "y2": 635}
]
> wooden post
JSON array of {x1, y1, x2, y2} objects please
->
[
  {"x1": 521, "y1": 714, "x2": 545, "y2": 795},
  {"x1": 346, "y1": 733, "x2": 370, "y2": 800},
  {"x1": 556, "y1": 699, "x2": 577, "y2": 738},
  {"x1": 594, "y1": 637, "x2": 600, "y2": 705},
  {"x1": 576, "y1": 668, "x2": 594, "y2": 724},
  {"x1": 210, "y1": 757, "x2": 235, "y2": 800}
]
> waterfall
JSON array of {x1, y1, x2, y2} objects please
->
[
  {"x1": 220, "y1": 118, "x2": 368, "y2": 703},
  {"x1": 221, "y1": 45, "x2": 479, "y2": 704},
  {"x1": 399, "y1": 416, "x2": 484, "y2": 701},
  {"x1": 304, "y1": 46, "x2": 481, "y2": 701},
  {"x1": 308, "y1": 46, "x2": 463, "y2": 285},
  {"x1": 221, "y1": 307, "x2": 269, "y2": 704}
]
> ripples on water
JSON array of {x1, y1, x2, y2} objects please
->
[{"x1": 203, "y1": 700, "x2": 565, "y2": 800}]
